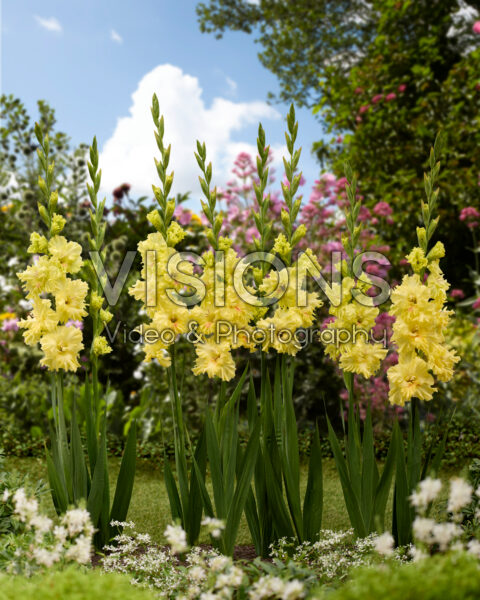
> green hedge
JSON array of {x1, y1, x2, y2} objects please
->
[
  {"x1": 3, "y1": 413, "x2": 479, "y2": 469},
  {"x1": 317, "y1": 553, "x2": 480, "y2": 600},
  {"x1": 0, "y1": 567, "x2": 156, "y2": 600}
]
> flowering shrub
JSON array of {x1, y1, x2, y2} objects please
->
[
  {"x1": 0, "y1": 487, "x2": 94, "y2": 575},
  {"x1": 102, "y1": 521, "x2": 312, "y2": 600}
]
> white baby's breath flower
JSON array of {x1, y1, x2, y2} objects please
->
[
  {"x1": 412, "y1": 517, "x2": 435, "y2": 543},
  {"x1": 202, "y1": 516, "x2": 225, "y2": 538},
  {"x1": 62, "y1": 507, "x2": 92, "y2": 537},
  {"x1": 53, "y1": 525, "x2": 68, "y2": 544},
  {"x1": 2, "y1": 489, "x2": 11, "y2": 502},
  {"x1": 65, "y1": 534, "x2": 92, "y2": 564},
  {"x1": 30, "y1": 515, "x2": 53, "y2": 534},
  {"x1": 32, "y1": 547, "x2": 60, "y2": 567},
  {"x1": 410, "y1": 545, "x2": 428, "y2": 562},
  {"x1": 282, "y1": 579, "x2": 304, "y2": 600},
  {"x1": 373, "y1": 532, "x2": 395, "y2": 556},
  {"x1": 448, "y1": 478, "x2": 472, "y2": 516},
  {"x1": 431, "y1": 522, "x2": 461, "y2": 551},
  {"x1": 189, "y1": 566, "x2": 206, "y2": 582},
  {"x1": 410, "y1": 477, "x2": 442, "y2": 512},
  {"x1": 13, "y1": 488, "x2": 38, "y2": 522},
  {"x1": 250, "y1": 575, "x2": 286, "y2": 599},
  {"x1": 200, "y1": 593, "x2": 218, "y2": 600},
  {"x1": 467, "y1": 539, "x2": 480, "y2": 557},
  {"x1": 209, "y1": 555, "x2": 231, "y2": 572},
  {"x1": 164, "y1": 523, "x2": 188, "y2": 554}
]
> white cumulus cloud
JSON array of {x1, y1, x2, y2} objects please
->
[
  {"x1": 110, "y1": 29, "x2": 123, "y2": 44},
  {"x1": 34, "y1": 16, "x2": 62, "y2": 33},
  {"x1": 99, "y1": 64, "x2": 283, "y2": 200}
]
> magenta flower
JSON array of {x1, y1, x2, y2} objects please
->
[
  {"x1": 473, "y1": 297, "x2": 480, "y2": 310},
  {"x1": 385, "y1": 92, "x2": 397, "y2": 102},
  {"x1": 473, "y1": 21, "x2": 480, "y2": 34},
  {"x1": 371, "y1": 94, "x2": 383, "y2": 104},
  {"x1": 66, "y1": 320, "x2": 84, "y2": 330},
  {"x1": 450, "y1": 289, "x2": 465, "y2": 300},
  {"x1": 373, "y1": 201, "x2": 393, "y2": 217},
  {"x1": 2, "y1": 318, "x2": 19, "y2": 332},
  {"x1": 460, "y1": 206, "x2": 480, "y2": 228},
  {"x1": 354, "y1": 87, "x2": 364, "y2": 94},
  {"x1": 398, "y1": 84, "x2": 407, "y2": 93},
  {"x1": 174, "y1": 206, "x2": 192, "y2": 226},
  {"x1": 359, "y1": 104, "x2": 370, "y2": 114}
]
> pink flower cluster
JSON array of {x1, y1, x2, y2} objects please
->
[
  {"x1": 354, "y1": 84, "x2": 406, "y2": 123},
  {"x1": 460, "y1": 206, "x2": 480, "y2": 229},
  {"x1": 1, "y1": 318, "x2": 18, "y2": 332}
]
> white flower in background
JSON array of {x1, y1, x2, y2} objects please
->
[
  {"x1": 249, "y1": 575, "x2": 286, "y2": 599},
  {"x1": 282, "y1": 580, "x2": 304, "y2": 600},
  {"x1": 215, "y1": 565, "x2": 244, "y2": 588},
  {"x1": 62, "y1": 507, "x2": 93, "y2": 537},
  {"x1": 412, "y1": 517, "x2": 435, "y2": 543},
  {"x1": 2, "y1": 489, "x2": 11, "y2": 502},
  {"x1": 410, "y1": 477, "x2": 442, "y2": 512},
  {"x1": 18, "y1": 299, "x2": 33, "y2": 311},
  {"x1": 202, "y1": 516, "x2": 225, "y2": 539},
  {"x1": 448, "y1": 478, "x2": 473, "y2": 516},
  {"x1": 13, "y1": 488, "x2": 38, "y2": 522},
  {"x1": 65, "y1": 534, "x2": 92, "y2": 564},
  {"x1": 200, "y1": 593, "x2": 218, "y2": 600},
  {"x1": 164, "y1": 524, "x2": 188, "y2": 554},
  {"x1": 209, "y1": 555, "x2": 231, "y2": 572},
  {"x1": 467, "y1": 539, "x2": 480, "y2": 558},
  {"x1": 373, "y1": 532, "x2": 395, "y2": 556},
  {"x1": 189, "y1": 566, "x2": 206, "y2": 582},
  {"x1": 30, "y1": 514, "x2": 53, "y2": 541},
  {"x1": 53, "y1": 525, "x2": 68, "y2": 544},
  {"x1": 410, "y1": 546, "x2": 428, "y2": 562},
  {"x1": 431, "y1": 522, "x2": 461, "y2": 551},
  {"x1": 32, "y1": 547, "x2": 60, "y2": 568}
]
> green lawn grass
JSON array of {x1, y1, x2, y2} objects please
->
[{"x1": 5, "y1": 456, "x2": 453, "y2": 546}]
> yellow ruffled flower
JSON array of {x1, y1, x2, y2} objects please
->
[
  {"x1": 141, "y1": 333, "x2": 172, "y2": 366},
  {"x1": 40, "y1": 325, "x2": 84, "y2": 372},
  {"x1": 339, "y1": 338, "x2": 388, "y2": 379},
  {"x1": 406, "y1": 247, "x2": 428, "y2": 273},
  {"x1": 27, "y1": 232, "x2": 49, "y2": 254},
  {"x1": 54, "y1": 278, "x2": 89, "y2": 323},
  {"x1": 92, "y1": 335, "x2": 112, "y2": 356},
  {"x1": 17, "y1": 256, "x2": 64, "y2": 298},
  {"x1": 50, "y1": 213, "x2": 66, "y2": 235},
  {"x1": 48, "y1": 236, "x2": 83, "y2": 274},
  {"x1": 272, "y1": 233, "x2": 292, "y2": 260},
  {"x1": 167, "y1": 221, "x2": 186, "y2": 246},
  {"x1": 320, "y1": 270, "x2": 382, "y2": 377},
  {"x1": 387, "y1": 356, "x2": 436, "y2": 407},
  {"x1": 192, "y1": 340, "x2": 236, "y2": 381},
  {"x1": 388, "y1": 256, "x2": 459, "y2": 406},
  {"x1": 18, "y1": 299, "x2": 58, "y2": 346},
  {"x1": 90, "y1": 291, "x2": 104, "y2": 311}
]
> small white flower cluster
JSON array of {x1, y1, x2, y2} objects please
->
[
  {"x1": 164, "y1": 523, "x2": 188, "y2": 554},
  {"x1": 201, "y1": 517, "x2": 225, "y2": 539},
  {"x1": 248, "y1": 576, "x2": 304, "y2": 600},
  {"x1": 371, "y1": 475, "x2": 480, "y2": 562},
  {"x1": 1, "y1": 487, "x2": 94, "y2": 575},
  {"x1": 102, "y1": 522, "x2": 309, "y2": 600},
  {"x1": 270, "y1": 529, "x2": 403, "y2": 584},
  {"x1": 410, "y1": 477, "x2": 443, "y2": 512}
]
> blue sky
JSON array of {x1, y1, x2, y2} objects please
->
[{"x1": 2, "y1": 0, "x2": 326, "y2": 204}]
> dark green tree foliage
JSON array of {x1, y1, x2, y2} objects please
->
[{"x1": 197, "y1": 1, "x2": 480, "y2": 287}]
